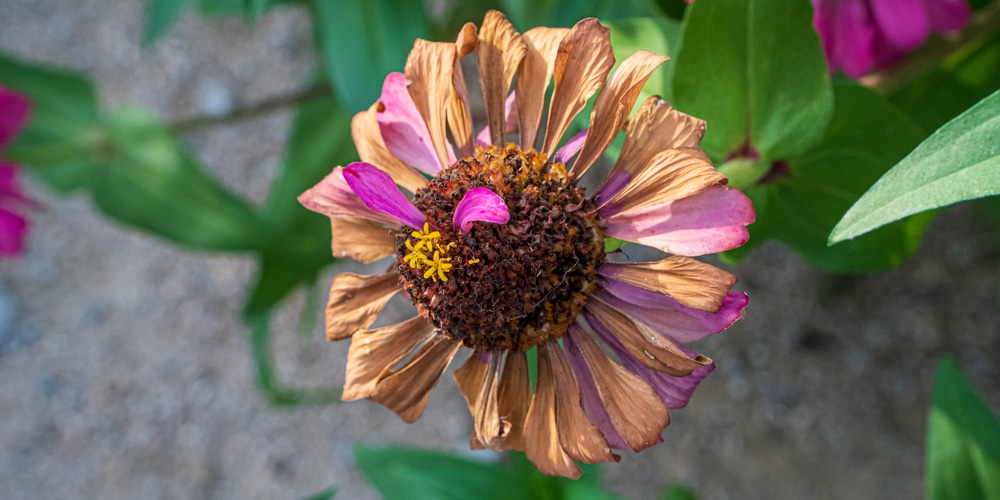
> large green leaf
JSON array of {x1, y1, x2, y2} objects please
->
[
  {"x1": 672, "y1": 0, "x2": 832, "y2": 160},
  {"x1": 724, "y1": 83, "x2": 932, "y2": 273},
  {"x1": 312, "y1": 0, "x2": 430, "y2": 113},
  {"x1": 831, "y1": 89, "x2": 1000, "y2": 243},
  {"x1": 927, "y1": 358, "x2": 1000, "y2": 500}
]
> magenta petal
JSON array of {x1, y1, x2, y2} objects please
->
[
  {"x1": 553, "y1": 129, "x2": 588, "y2": 165},
  {"x1": 925, "y1": 0, "x2": 970, "y2": 32},
  {"x1": 602, "y1": 185, "x2": 755, "y2": 256},
  {"x1": 475, "y1": 91, "x2": 519, "y2": 147},
  {"x1": 834, "y1": 0, "x2": 878, "y2": 77},
  {"x1": 453, "y1": 187, "x2": 509, "y2": 233},
  {"x1": 343, "y1": 162, "x2": 426, "y2": 229},
  {"x1": 563, "y1": 324, "x2": 631, "y2": 450},
  {"x1": 0, "y1": 86, "x2": 32, "y2": 147},
  {"x1": 870, "y1": 0, "x2": 929, "y2": 51},
  {"x1": 376, "y1": 72, "x2": 443, "y2": 175},
  {"x1": 298, "y1": 167, "x2": 405, "y2": 226},
  {"x1": 0, "y1": 207, "x2": 28, "y2": 257}
]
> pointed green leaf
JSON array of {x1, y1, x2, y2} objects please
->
[
  {"x1": 246, "y1": 310, "x2": 340, "y2": 407},
  {"x1": 831, "y1": 89, "x2": 1000, "y2": 244},
  {"x1": 672, "y1": 0, "x2": 832, "y2": 160},
  {"x1": 143, "y1": 0, "x2": 195, "y2": 46}
]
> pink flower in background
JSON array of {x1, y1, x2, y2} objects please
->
[{"x1": 0, "y1": 85, "x2": 34, "y2": 258}]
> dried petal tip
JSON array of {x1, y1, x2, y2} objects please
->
[
  {"x1": 343, "y1": 162, "x2": 426, "y2": 229},
  {"x1": 453, "y1": 187, "x2": 510, "y2": 232}
]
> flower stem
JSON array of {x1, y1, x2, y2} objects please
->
[{"x1": 169, "y1": 81, "x2": 331, "y2": 133}]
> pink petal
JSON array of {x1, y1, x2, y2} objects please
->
[
  {"x1": 298, "y1": 167, "x2": 405, "y2": 226},
  {"x1": 453, "y1": 187, "x2": 509, "y2": 232},
  {"x1": 0, "y1": 85, "x2": 32, "y2": 148},
  {"x1": 553, "y1": 128, "x2": 587, "y2": 165},
  {"x1": 343, "y1": 162, "x2": 426, "y2": 229},
  {"x1": 376, "y1": 72, "x2": 444, "y2": 175},
  {"x1": 833, "y1": 0, "x2": 878, "y2": 78},
  {"x1": 0, "y1": 207, "x2": 28, "y2": 257},
  {"x1": 870, "y1": 0, "x2": 929, "y2": 51},
  {"x1": 924, "y1": 0, "x2": 970, "y2": 32},
  {"x1": 563, "y1": 324, "x2": 631, "y2": 450},
  {"x1": 583, "y1": 309, "x2": 713, "y2": 410},
  {"x1": 602, "y1": 185, "x2": 754, "y2": 256},
  {"x1": 475, "y1": 91, "x2": 519, "y2": 148},
  {"x1": 597, "y1": 279, "x2": 748, "y2": 343}
]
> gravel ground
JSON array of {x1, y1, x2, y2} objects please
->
[{"x1": 1, "y1": 1, "x2": 999, "y2": 499}]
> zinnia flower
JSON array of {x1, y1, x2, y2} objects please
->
[
  {"x1": 299, "y1": 11, "x2": 754, "y2": 478},
  {"x1": 0, "y1": 85, "x2": 33, "y2": 258}
]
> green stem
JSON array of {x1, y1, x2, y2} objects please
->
[{"x1": 169, "y1": 81, "x2": 330, "y2": 133}]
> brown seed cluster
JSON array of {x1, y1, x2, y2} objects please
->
[{"x1": 395, "y1": 144, "x2": 606, "y2": 352}]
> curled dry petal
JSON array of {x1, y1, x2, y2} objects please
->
[
  {"x1": 325, "y1": 271, "x2": 401, "y2": 341},
  {"x1": 352, "y1": 105, "x2": 428, "y2": 193},
  {"x1": 599, "y1": 257, "x2": 737, "y2": 313},
  {"x1": 343, "y1": 315, "x2": 436, "y2": 400},
  {"x1": 564, "y1": 326, "x2": 669, "y2": 452},
  {"x1": 449, "y1": 22, "x2": 478, "y2": 157},
  {"x1": 455, "y1": 351, "x2": 489, "y2": 444},
  {"x1": 561, "y1": 324, "x2": 630, "y2": 450},
  {"x1": 343, "y1": 162, "x2": 426, "y2": 229},
  {"x1": 543, "y1": 340, "x2": 619, "y2": 464},
  {"x1": 370, "y1": 333, "x2": 461, "y2": 423},
  {"x1": 376, "y1": 73, "x2": 444, "y2": 176},
  {"x1": 298, "y1": 168, "x2": 400, "y2": 226},
  {"x1": 453, "y1": 187, "x2": 510, "y2": 232},
  {"x1": 597, "y1": 148, "x2": 725, "y2": 217},
  {"x1": 542, "y1": 18, "x2": 615, "y2": 158},
  {"x1": 405, "y1": 39, "x2": 459, "y2": 172},
  {"x1": 330, "y1": 217, "x2": 396, "y2": 263},
  {"x1": 516, "y1": 27, "x2": 568, "y2": 150},
  {"x1": 476, "y1": 353, "x2": 510, "y2": 448},
  {"x1": 477, "y1": 10, "x2": 526, "y2": 146},
  {"x1": 475, "y1": 92, "x2": 519, "y2": 147},
  {"x1": 524, "y1": 341, "x2": 582, "y2": 479},
  {"x1": 497, "y1": 350, "x2": 531, "y2": 451},
  {"x1": 570, "y1": 50, "x2": 668, "y2": 179}
]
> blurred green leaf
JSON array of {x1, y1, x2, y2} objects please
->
[
  {"x1": 501, "y1": 0, "x2": 662, "y2": 30},
  {"x1": 299, "y1": 486, "x2": 337, "y2": 500},
  {"x1": 724, "y1": 83, "x2": 932, "y2": 273},
  {"x1": 246, "y1": 310, "x2": 341, "y2": 407},
  {"x1": 607, "y1": 17, "x2": 681, "y2": 102},
  {"x1": 927, "y1": 357, "x2": 1000, "y2": 500},
  {"x1": 831, "y1": 89, "x2": 1000, "y2": 244},
  {"x1": 143, "y1": 0, "x2": 195, "y2": 46},
  {"x1": 355, "y1": 447, "x2": 617, "y2": 500},
  {"x1": 672, "y1": 0, "x2": 832, "y2": 160},
  {"x1": 661, "y1": 484, "x2": 697, "y2": 500},
  {"x1": 312, "y1": 0, "x2": 430, "y2": 113}
]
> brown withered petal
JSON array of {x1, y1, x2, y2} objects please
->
[
  {"x1": 565, "y1": 326, "x2": 669, "y2": 452},
  {"x1": 330, "y1": 217, "x2": 396, "y2": 263},
  {"x1": 524, "y1": 343, "x2": 583, "y2": 479},
  {"x1": 325, "y1": 272, "x2": 401, "y2": 341},
  {"x1": 455, "y1": 351, "x2": 489, "y2": 448},
  {"x1": 343, "y1": 315, "x2": 436, "y2": 401},
  {"x1": 370, "y1": 333, "x2": 461, "y2": 423},
  {"x1": 449, "y1": 22, "x2": 478, "y2": 158},
  {"x1": 542, "y1": 18, "x2": 615, "y2": 158},
  {"x1": 543, "y1": 340, "x2": 620, "y2": 464},
  {"x1": 405, "y1": 39, "x2": 458, "y2": 171},
  {"x1": 600, "y1": 148, "x2": 725, "y2": 214},
  {"x1": 608, "y1": 96, "x2": 706, "y2": 184},
  {"x1": 600, "y1": 257, "x2": 737, "y2": 313},
  {"x1": 477, "y1": 10, "x2": 526, "y2": 146},
  {"x1": 496, "y1": 350, "x2": 531, "y2": 451},
  {"x1": 570, "y1": 50, "x2": 669, "y2": 180},
  {"x1": 455, "y1": 351, "x2": 510, "y2": 449},
  {"x1": 516, "y1": 27, "x2": 568, "y2": 151},
  {"x1": 351, "y1": 106, "x2": 428, "y2": 193},
  {"x1": 586, "y1": 298, "x2": 711, "y2": 377}
]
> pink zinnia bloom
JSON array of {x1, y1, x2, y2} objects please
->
[
  {"x1": 299, "y1": 11, "x2": 754, "y2": 477},
  {"x1": 0, "y1": 85, "x2": 33, "y2": 258}
]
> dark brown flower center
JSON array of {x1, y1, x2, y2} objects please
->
[{"x1": 394, "y1": 144, "x2": 605, "y2": 352}]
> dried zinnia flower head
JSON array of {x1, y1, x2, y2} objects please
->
[{"x1": 299, "y1": 10, "x2": 755, "y2": 478}]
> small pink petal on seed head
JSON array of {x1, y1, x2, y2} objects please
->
[
  {"x1": 342, "y1": 162, "x2": 426, "y2": 229},
  {"x1": 453, "y1": 187, "x2": 510, "y2": 233}
]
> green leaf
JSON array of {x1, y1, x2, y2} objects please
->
[
  {"x1": 607, "y1": 17, "x2": 681, "y2": 102},
  {"x1": 94, "y1": 107, "x2": 269, "y2": 251},
  {"x1": 724, "y1": 83, "x2": 932, "y2": 273},
  {"x1": 143, "y1": 0, "x2": 195, "y2": 46},
  {"x1": 831, "y1": 89, "x2": 1000, "y2": 243},
  {"x1": 299, "y1": 486, "x2": 337, "y2": 500},
  {"x1": 672, "y1": 0, "x2": 832, "y2": 160},
  {"x1": 661, "y1": 484, "x2": 697, "y2": 500},
  {"x1": 927, "y1": 357, "x2": 1000, "y2": 500},
  {"x1": 312, "y1": 0, "x2": 430, "y2": 112},
  {"x1": 246, "y1": 310, "x2": 341, "y2": 407}
]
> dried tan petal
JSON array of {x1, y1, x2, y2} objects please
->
[
  {"x1": 455, "y1": 351, "x2": 488, "y2": 415},
  {"x1": 330, "y1": 217, "x2": 396, "y2": 263},
  {"x1": 571, "y1": 50, "x2": 668, "y2": 180},
  {"x1": 351, "y1": 106, "x2": 428, "y2": 193},
  {"x1": 524, "y1": 346, "x2": 582, "y2": 479},
  {"x1": 516, "y1": 27, "x2": 568, "y2": 150},
  {"x1": 370, "y1": 333, "x2": 461, "y2": 423},
  {"x1": 586, "y1": 298, "x2": 711, "y2": 377},
  {"x1": 610, "y1": 96, "x2": 706, "y2": 183},
  {"x1": 477, "y1": 11, "x2": 526, "y2": 146},
  {"x1": 497, "y1": 350, "x2": 531, "y2": 451},
  {"x1": 405, "y1": 39, "x2": 458, "y2": 171},
  {"x1": 542, "y1": 18, "x2": 614, "y2": 158},
  {"x1": 325, "y1": 272, "x2": 401, "y2": 341},
  {"x1": 600, "y1": 257, "x2": 737, "y2": 313},
  {"x1": 567, "y1": 327, "x2": 669, "y2": 452},
  {"x1": 455, "y1": 351, "x2": 510, "y2": 449},
  {"x1": 450, "y1": 22, "x2": 478, "y2": 158},
  {"x1": 343, "y1": 316, "x2": 435, "y2": 401},
  {"x1": 543, "y1": 341, "x2": 619, "y2": 464},
  {"x1": 600, "y1": 148, "x2": 725, "y2": 214}
]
